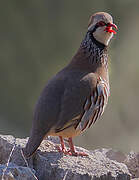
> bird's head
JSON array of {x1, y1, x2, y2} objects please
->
[{"x1": 88, "y1": 12, "x2": 117, "y2": 46}]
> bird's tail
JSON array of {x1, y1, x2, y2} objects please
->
[{"x1": 22, "y1": 133, "x2": 45, "y2": 158}]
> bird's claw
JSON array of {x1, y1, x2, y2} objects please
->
[
  {"x1": 68, "y1": 151, "x2": 88, "y2": 156},
  {"x1": 56, "y1": 145, "x2": 88, "y2": 156},
  {"x1": 55, "y1": 145, "x2": 69, "y2": 154}
]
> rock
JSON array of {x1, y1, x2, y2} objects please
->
[
  {"x1": 0, "y1": 134, "x2": 134, "y2": 180},
  {"x1": 0, "y1": 163, "x2": 36, "y2": 180},
  {"x1": 124, "y1": 151, "x2": 139, "y2": 179}
]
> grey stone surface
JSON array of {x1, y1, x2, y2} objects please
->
[
  {"x1": 0, "y1": 163, "x2": 36, "y2": 180},
  {"x1": 0, "y1": 134, "x2": 136, "y2": 180},
  {"x1": 124, "y1": 151, "x2": 139, "y2": 179}
]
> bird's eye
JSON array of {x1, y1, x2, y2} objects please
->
[
  {"x1": 107, "y1": 23, "x2": 111, "y2": 26},
  {"x1": 97, "y1": 21, "x2": 106, "y2": 26}
]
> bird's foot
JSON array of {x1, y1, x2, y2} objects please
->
[
  {"x1": 56, "y1": 145, "x2": 88, "y2": 156},
  {"x1": 67, "y1": 150, "x2": 88, "y2": 156},
  {"x1": 55, "y1": 145, "x2": 71, "y2": 155},
  {"x1": 67, "y1": 137, "x2": 88, "y2": 156},
  {"x1": 56, "y1": 136, "x2": 88, "y2": 156},
  {"x1": 55, "y1": 145, "x2": 67, "y2": 154}
]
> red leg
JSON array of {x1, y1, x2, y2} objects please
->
[
  {"x1": 56, "y1": 136, "x2": 68, "y2": 154},
  {"x1": 56, "y1": 136, "x2": 88, "y2": 156},
  {"x1": 68, "y1": 137, "x2": 75, "y2": 153},
  {"x1": 59, "y1": 136, "x2": 67, "y2": 152},
  {"x1": 68, "y1": 137, "x2": 88, "y2": 156}
]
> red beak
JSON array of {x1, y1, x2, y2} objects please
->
[{"x1": 104, "y1": 23, "x2": 118, "y2": 34}]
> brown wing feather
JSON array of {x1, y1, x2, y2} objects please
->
[
  {"x1": 76, "y1": 76, "x2": 109, "y2": 132},
  {"x1": 54, "y1": 71, "x2": 97, "y2": 131}
]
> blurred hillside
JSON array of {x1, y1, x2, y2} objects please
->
[{"x1": 0, "y1": 0, "x2": 139, "y2": 153}]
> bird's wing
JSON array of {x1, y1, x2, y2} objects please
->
[
  {"x1": 76, "y1": 76, "x2": 110, "y2": 132},
  {"x1": 53, "y1": 70, "x2": 98, "y2": 132}
]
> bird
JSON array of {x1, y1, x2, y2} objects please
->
[{"x1": 23, "y1": 12, "x2": 117, "y2": 157}]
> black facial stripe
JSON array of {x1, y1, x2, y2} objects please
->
[
  {"x1": 89, "y1": 22, "x2": 108, "y2": 33},
  {"x1": 91, "y1": 24, "x2": 99, "y2": 33}
]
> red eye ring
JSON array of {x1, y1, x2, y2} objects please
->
[{"x1": 98, "y1": 21, "x2": 106, "y2": 26}]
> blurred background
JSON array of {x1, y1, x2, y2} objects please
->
[{"x1": 0, "y1": 0, "x2": 139, "y2": 153}]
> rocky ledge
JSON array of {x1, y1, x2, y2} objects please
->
[{"x1": 0, "y1": 134, "x2": 139, "y2": 180}]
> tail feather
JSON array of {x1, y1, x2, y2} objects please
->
[{"x1": 23, "y1": 133, "x2": 44, "y2": 158}]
